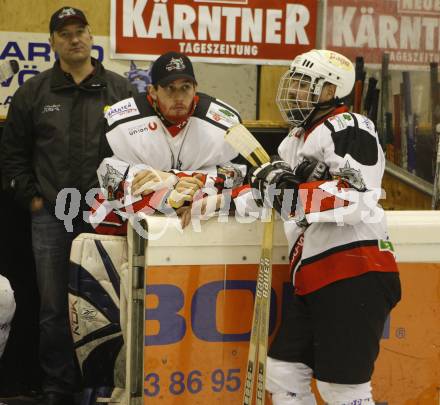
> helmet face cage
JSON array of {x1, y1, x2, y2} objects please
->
[{"x1": 276, "y1": 69, "x2": 322, "y2": 127}]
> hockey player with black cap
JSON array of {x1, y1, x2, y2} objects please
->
[
  {"x1": 92, "y1": 51, "x2": 244, "y2": 233},
  {"x1": 241, "y1": 50, "x2": 402, "y2": 404}
]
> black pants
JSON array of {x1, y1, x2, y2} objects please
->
[{"x1": 269, "y1": 272, "x2": 401, "y2": 384}]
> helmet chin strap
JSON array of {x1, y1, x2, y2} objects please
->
[{"x1": 302, "y1": 97, "x2": 344, "y2": 129}]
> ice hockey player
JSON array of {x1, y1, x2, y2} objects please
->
[
  {"x1": 91, "y1": 51, "x2": 244, "y2": 234},
  {"x1": 0, "y1": 275, "x2": 15, "y2": 359},
  {"x1": 245, "y1": 49, "x2": 401, "y2": 404}
]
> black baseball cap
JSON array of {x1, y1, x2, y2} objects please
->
[
  {"x1": 49, "y1": 6, "x2": 89, "y2": 34},
  {"x1": 151, "y1": 51, "x2": 197, "y2": 87}
]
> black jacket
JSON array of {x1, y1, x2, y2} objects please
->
[{"x1": 0, "y1": 58, "x2": 135, "y2": 210}]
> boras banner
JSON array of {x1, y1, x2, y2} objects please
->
[
  {"x1": 110, "y1": 0, "x2": 318, "y2": 64},
  {"x1": 325, "y1": 0, "x2": 440, "y2": 69}
]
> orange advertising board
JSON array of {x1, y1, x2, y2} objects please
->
[
  {"x1": 144, "y1": 262, "x2": 440, "y2": 404},
  {"x1": 110, "y1": 0, "x2": 318, "y2": 64}
]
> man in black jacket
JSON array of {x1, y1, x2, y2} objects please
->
[{"x1": 0, "y1": 6, "x2": 135, "y2": 405}]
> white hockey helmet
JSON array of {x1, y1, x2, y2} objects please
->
[{"x1": 276, "y1": 49, "x2": 355, "y2": 126}]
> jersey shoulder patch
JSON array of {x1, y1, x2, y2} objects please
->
[
  {"x1": 104, "y1": 97, "x2": 140, "y2": 126},
  {"x1": 195, "y1": 93, "x2": 241, "y2": 129},
  {"x1": 326, "y1": 113, "x2": 379, "y2": 166},
  {"x1": 325, "y1": 112, "x2": 352, "y2": 132}
]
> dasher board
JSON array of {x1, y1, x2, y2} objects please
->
[{"x1": 138, "y1": 211, "x2": 440, "y2": 265}]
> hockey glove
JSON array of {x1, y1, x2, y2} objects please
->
[
  {"x1": 293, "y1": 159, "x2": 332, "y2": 182},
  {"x1": 249, "y1": 155, "x2": 301, "y2": 218}
]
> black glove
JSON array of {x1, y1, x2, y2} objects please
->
[
  {"x1": 293, "y1": 159, "x2": 332, "y2": 182},
  {"x1": 248, "y1": 155, "x2": 301, "y2": 218}
]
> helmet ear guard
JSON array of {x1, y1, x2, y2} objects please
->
[{"x1": 276, "y1": 49, "x2": 355, "y2": 126}]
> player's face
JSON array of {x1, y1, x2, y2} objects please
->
[
  {"x1": 286, "y1": 74, "x2": 316, "y2": 108},
  {"x1": 151, "y1": 79, "x2": 196, "y2": 123},
  {"x1": 50, "y1": 22, "x2": 93, "y2": 66}
]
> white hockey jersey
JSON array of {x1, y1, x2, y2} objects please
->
[
  {"x1": 281, "y1": 106, "x2": 398, "y2": 294},
  {"x1": 91, "y1": 92, "x2": 244, "y2": 234},
  {"x1": 104, "y1": 92, "x2": 239, "y2": 170},
  {"x1": 236, "y1": 106, "x2": 398, "y2": 295}
]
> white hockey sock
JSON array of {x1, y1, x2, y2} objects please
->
[
  {"x1": 317, "y1": 380, "x2": 374, "y2": 405},
  {"x1": 271, "y1": 392, "x2": 317, "y2": 405}
]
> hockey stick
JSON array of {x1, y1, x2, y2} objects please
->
[
  {"x1": 0, "y1": 60, "x2": 19, "y2": 83},
  {"x1": 225, "y1": 124, "x2": 274, "y2": 405},
  {"x1": 353, "y1": 56, "x2": 365, "y2": 113},
  {"x1": 402, "y1": 71, "x2": 416, "y2": 174}
]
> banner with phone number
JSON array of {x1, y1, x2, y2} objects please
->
[{"x1": 143, "y1": 261, "x2": 440, "y2": 404}]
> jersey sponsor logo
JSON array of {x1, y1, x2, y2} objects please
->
[
  {"x1": 378, "y1": 239, "x2": 396, "y2": 257},
  {"x1": 206, "y1": 102, "x2": 239, "y2": 127},
  {"x1": 42, "y1": 104, "x2": 61, "y2": 113},
  {"x1": 328, "y1": 115, "x2": 347, "y2": 132},
  {"x1": 361, "y1": 116, "x2": 373, "y2": 131},
  {"x1": 127, "y1": 121, "x2": 158, "y2": 136},
  {"x1": 104, "y1": 97, "x2": 140, "y2": 125}
]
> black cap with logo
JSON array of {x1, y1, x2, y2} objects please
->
[
  {"x1": 49, "y1": 6, "x2": 89, "y2": 34},
  {"x1": 151, "y1": 51, "x2": 197, "y2": 87}
]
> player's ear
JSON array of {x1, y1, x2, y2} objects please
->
[
  {"x1": 322, "y1": 83, "x2": 336, "y2": 101},
  {"x1": 148, "y1": 84, "x2": 157, "y2": 100},
  {"x1": 49, "y1": 35, "x2": 54, "y2": 51},
  {"x1": 88, "y1": 26, "x2": 93, "y2": 43}
]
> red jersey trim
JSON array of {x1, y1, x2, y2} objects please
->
[
  {"x1": 298, "y1": 181, "x2": 351, "y2": 214},
  {"x1": 304, "y1": 105, "x2": 349, "y2": 141},
  {"x1": 294, "y1": 244, "x2": 398, "y2": 295}
]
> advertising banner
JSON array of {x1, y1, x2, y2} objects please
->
[
  {"x1": 142, "y1": 213, "x2": 440, "y2": 404},
  {"x1": 324, "y1": 0, "x2": 440, "y2": 69},
  {"x1": 0, "y1": 32, "x2": 152, "y2": 119},
  {"x1": 144, "y1": 263, "x2": 290, "y2": 404},
  {"x1": 143, "y1": 261, "x2": 440, "y2": 405},
  {"x1": 110, "y1": 0, "x2": 318, "y2": 64}
]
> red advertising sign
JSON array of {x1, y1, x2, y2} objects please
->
[
  {"x1": 110, "y1": 0, "x2": 318, "y2": 64},
  {"x1": 325, "y1": 0, "x2": 440, "y2": 69}
]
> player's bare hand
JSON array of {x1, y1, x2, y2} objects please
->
[
  {"x1": 174, "y1": 174, "x2": 204, "y2": 196},
  {"x1": 168, "y1": 174, "x2": 204, "y2": 208},
  {"x1": 179, "y1": 194, "x2": 224, "y2": 229},
  {"x1": 132, "y1": 169, "x2": 175, "y2": 196},
  {"x1": 30, "y1": 196, "x2": 44, "y2": 213},
  {"x1": 177, "y1": 206, "x2": 192, "y2": 229}
]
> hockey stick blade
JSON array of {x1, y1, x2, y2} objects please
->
[{"x1": 225, "y1": 124, "x2": 270, "y2": 167}]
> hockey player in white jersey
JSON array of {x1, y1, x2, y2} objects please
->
[
  {"x1": 91, "y1": 51, "x2": 244, "y2": 234},
  {"x1": 241, "y1": 50, "x2": 401, "y2": 405},
  {"x1": 73, "y1": 52, "x2": 244, "y2": 401},
  {"x1": 0, "y1": 275, "x2": 16, "y2": 359}
]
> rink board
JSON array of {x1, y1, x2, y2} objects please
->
[{"x1": 141, "y1": 212, "x2": 440, "y2": 405}]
